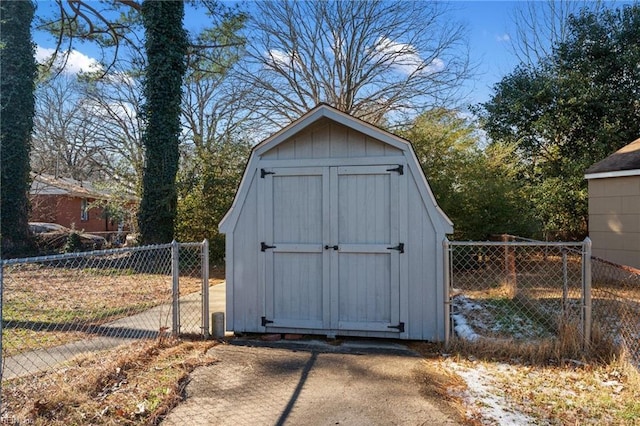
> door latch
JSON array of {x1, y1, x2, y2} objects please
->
[{"x1": 324, "y1": 245, "x2": 339, "y2": 250}]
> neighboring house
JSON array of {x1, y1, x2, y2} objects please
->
[
  {"x1": 219, "y1": 104, "x2": 453, "y2": 341},
  {"x1": 30, "y1": 174, "x2": 136, "y2": 234},
  {"x1": 585, "y1": 138, "x2": 640, "y2": 268}
]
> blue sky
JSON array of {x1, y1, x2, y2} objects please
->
[
  {"x1": 31, "y1": 1, "x2": 621, "y2": 108},
  {"x1": 453, "y1": 1, "x2": 521, "y2": 106}
]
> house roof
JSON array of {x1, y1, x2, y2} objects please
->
[
  {"x1": 585, "y1": 137, "x2": 640, "y2": 179},
  {"x1": 219, "y1": 103, "x2": 453, "y2": 234}
]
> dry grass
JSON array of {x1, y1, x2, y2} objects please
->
[
  {"x1": 449, "y1": 316, "x2": 619, "y2": 366},
  {"x1": 1, "y1": 337, "x2": 219, "y2": 425},
  {"x1": 502, "y1": 359, "x2": 640, "y2": 424},
  {"x1": 409, "y1": 342, "x2": 472, "y2": 424},
  {"x1": 412, "y1": 341, "x2": 640, "y2": 425},
  {"x1": 2, "y1": 265, "x2": 224, "y2": 356}
]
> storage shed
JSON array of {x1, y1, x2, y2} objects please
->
[
  {"x1": 585, "y1": 137, "x2": 640, "y2": 268},
  {"x1": 219, "y1": 104, "x2": 453, "y2": 340}
]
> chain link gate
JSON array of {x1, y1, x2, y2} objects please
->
[
  {"x1": 444, "y1": 238, "x2": 591, "y2": 348},
  {"x1": 445, "y1": 236, "x2": 640, "y2": 369}
]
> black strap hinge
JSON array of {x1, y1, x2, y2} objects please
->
[
  {"x1": 388, "y1": 322, "x2": 405, "y2": 332},
  {"x1": 261, "y1": 168, "x2": 275, "y2": 178},
  {"x1": 261, "y1": 316, "x2": 274, "y2": 326},
  {"x1": 387, "y1": 243, "x2": 404, "y2": 253},
  {"x1": 261, "y1": 242, "x2": 276, "y2": 251},
  {"x1": 386, "y1": 165, "x2": 403, "y2": 175}
]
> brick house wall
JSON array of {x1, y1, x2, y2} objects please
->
[
  {"x1": 29, "y1": 174, "x2": 137, "y2": 235},
  {"x1": 30, "y1": 194, "x2": 118, "y2": 233}
]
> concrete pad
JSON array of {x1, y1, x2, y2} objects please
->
[{"x1": 162, "y1": 343, "x2": 461, "y2": 425}]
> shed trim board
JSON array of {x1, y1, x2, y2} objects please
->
[
  {"x1": 585, "y1": 169, "x2": 640, "y2": 180},
  {"x1": 220, "y1": 104, "x2": 453, "y2": 341}
]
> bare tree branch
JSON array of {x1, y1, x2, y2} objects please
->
[
  {"x1": 236, "y1": 0, "x2": 473, "y2": 127},
  {"x1": 508, "y1": 0, "x2": 604, "y2": 68}
]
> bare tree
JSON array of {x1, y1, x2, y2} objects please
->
[
  {"x1": 80, "y1": 68, "x2": 145, "y2": 192},
  {"x1": 35, "y1": 0, "x2": 143, "y2": 75},
  {"x1": 32, "y1": 75, "x2": 108, "y2": 181},
  {"x1": 238, "y1": 0, "x2": 472, "y2": 127},
  {"x1": 34, "y1": 2, "x2": 249, "y2": 194},
  {"x1": 181, "y1": 8, "x2": 251, "y2": 153},
  {"x1": 509, "y1": 0, "x2": 603, "y2": 68}
]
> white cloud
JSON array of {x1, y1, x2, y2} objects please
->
[
  {"x1": 104, "y1": 71, "x2": 136, "y2": 86},
  {"x1": 496, "y1": 33, "x2": 510, "y2": 43},
  {"x1": 375, "y1": 37, "x2": 443, "y2": 75},
  {"x1": 267, "y1": 49, "x2": 294, "y2": 68},
  {"x1": 36, "y1": 46, "x2": 102, "y2": 74},
  {"x1": 84, "y1": 97, "x2": 136, "y2": 120},
  {"x1": 425, "y1": 58, "x2": 445, "y2": 74}
]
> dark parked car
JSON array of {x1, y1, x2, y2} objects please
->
[{"x1": 29, "y1": 222, "x2": 107, "y2": 251}]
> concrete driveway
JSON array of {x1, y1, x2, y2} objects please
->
[{"x1": 162, "y1": 340, "x2": 461, "y2": 425}]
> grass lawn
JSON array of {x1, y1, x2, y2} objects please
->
[
  {"x1": 2, "y1": 337, "x2": 218, "y2": 425},
  {"x1": 413, "y1": 342, "x2": 640, "y2": 425},
  {"x1": 2, "y1": 264, "x2": 224, "y2": 357}
]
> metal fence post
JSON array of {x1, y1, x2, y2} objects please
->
[
  {"x1": 443, "y1": 238, "x2": 451, "y2": 348},
  {"x1": 582, "y1": 237, "x2": 592, "y2": 350},
  {"x1": 171, "y1": 240, "x2": 180, "y2": 336},
  {"x1": 201, "y1": 239, "x2": 210, "y2": 339},
  {"x1": 562, "y1": 249, "x2": 568, "y2": 315},
  {"x1": 502, "y1": 234, "x2": 517, "y2": 297}
]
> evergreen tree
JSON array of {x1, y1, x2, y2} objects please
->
[{"x1": 480, "y1": 4, "x2": 640, "y2": 239}]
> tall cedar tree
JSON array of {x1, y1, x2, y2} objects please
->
[
  {"x1": 0, "y1": 1, "x2": 37, "y2": 256},
  {"x1": 138, "y1": 1, "x2": 188, "y2": 244}
]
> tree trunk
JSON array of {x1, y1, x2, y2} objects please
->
[
  {"x1": 0, "y1": 0, "x2": 37, "y2": 257},
  {"x1": 137, "y1": 0, "x2": 188, "y2": 245}
]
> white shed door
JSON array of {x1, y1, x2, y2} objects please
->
[
  {"x1": 332, "y1": 166, "x2": 401, "y2": 332},
  {"x1": 262, "y1": 164, "x2": 403, "y2": 333},
  {"x1": 263, "y1": 167, "x2": 329, "y2": 329}
]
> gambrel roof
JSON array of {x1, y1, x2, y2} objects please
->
[{"x1": 219, "y1": 104, "x2": 453, "y2": 234}]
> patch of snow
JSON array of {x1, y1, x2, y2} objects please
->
[
  {"x1": 452, "y1": 311, "x2": 480, "y2": 342},
  {"x1": 448, "y1": 361, "x2": 537, "y2": 425},
  {"x1": 452, "y1": 294, "x2": 553, "y2": 341}
]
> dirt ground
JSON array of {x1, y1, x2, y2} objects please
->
[{"x1": 162, "y1": 341, "x2": 464, "y2": 425}]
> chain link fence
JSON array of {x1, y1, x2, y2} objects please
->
[
  {"x1": 590, "y1": 256, "x2": 640, "y2": 367},
  {"x1": 0, "y1": 240, "x2": 210, "y2": 423},
  {"x1": 447, "y1": 236, "x2": 640, "y2": 368},
  {"x1": 446, "y1": 238, "x2": 589, "y2": 348}
]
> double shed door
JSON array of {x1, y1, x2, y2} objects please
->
[{"x1": 261, "y1": 164, "x2": 405, "y2": 333}]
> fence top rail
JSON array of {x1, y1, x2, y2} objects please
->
[
  {"x1": 0, "y1": 241, "x2": 203, "y2": 266},
  {"x1": 178, "y1": 242, "x2": 206, "y2": 248},
  {"x1": 448, "y1": 240, "x2": 585, "y2": 248}
]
